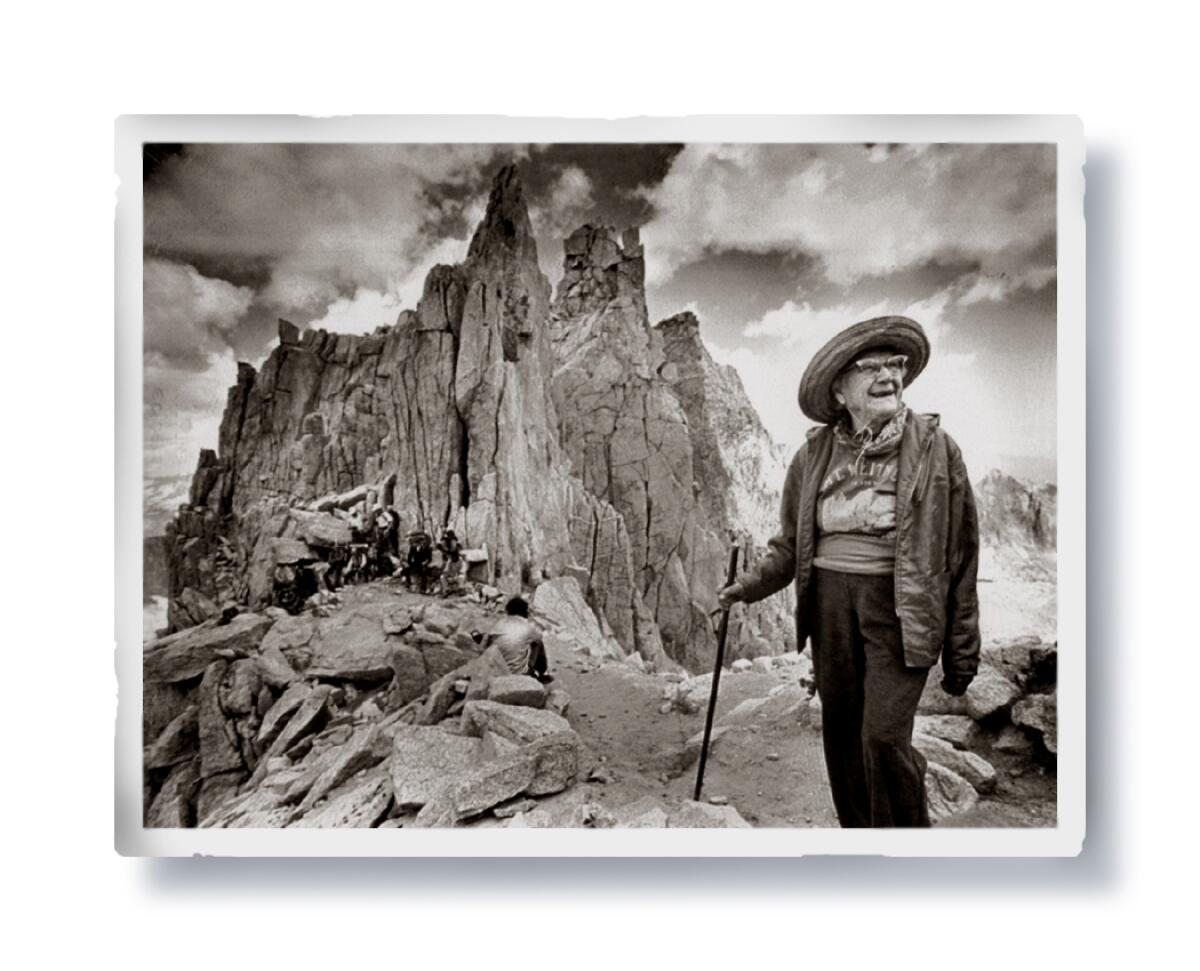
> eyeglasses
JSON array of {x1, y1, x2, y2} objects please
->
[{"x1": 850, "y1": 354, "x2": 909, "y2": 378}]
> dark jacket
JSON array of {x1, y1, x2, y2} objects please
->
[{"x1": 739, "y1": 411, "x2": 980, "y2": 677}]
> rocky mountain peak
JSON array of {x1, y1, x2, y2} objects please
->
[
  {"x1": 466, "y1": 164, "x2": 539, "y2": 271},
  {"x1": 552, "y1": 224, "x2": 646, "y2": 318}
]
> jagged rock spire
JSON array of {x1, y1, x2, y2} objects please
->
[{"x1": 466, "y1": 164, "x2": 540, "y2": 271}]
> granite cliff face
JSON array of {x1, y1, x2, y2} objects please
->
[
  {"x1": 974, "y1": 469, "x2": 1057, "y2": 582},
  {"x1": 165, "y1": 167, "x2": 794, "y2": 671}
]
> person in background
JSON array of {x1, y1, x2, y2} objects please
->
[{"x1": 486, "y1": 595, "x2": 551, "y2": 684}]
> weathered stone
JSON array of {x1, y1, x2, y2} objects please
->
[
  {"x1": 290, "y1": 774, "x2": 392, "y2": 828},
  {"x1": 808, "y1": 691, "x2": 824, "y2": 730},
  {"x1": 914, "y1": 714, "x2": 981, "y2": 750},
  {"x1": 914, "y1": 733, "x2": 997, "y2": 793},
  {"x1": 382, "y1": 607, "x2": 415, "y2": 636},
  {"x1": 419, "y1": 604, "x2": 460, "y2": 638},
  {"x1": 417, "y1": 641, "x2": 470, "y2": 682},
  {"x1": 144, "y1": 680, "x2": 191, "y2": 745},
  {"x1": 261, "y1": 684, "x2": 332, "y2": 763},
  {"x1": 682, "y1": 725, "x2": 732, "y2": 764},
  {"x1": 300, "y1": 726, "x2": 388, "y2": 811},
  {"x1": 257, "y1": 681, "x2": 313, "y2": 748},
  {"x1": 668, "y1": 800, "x2": 752, "y2": 828},
  {"x1": 146, "y1": 759, "x2": 200, "y2": 828},
  {"x1": 994, "y1": 724, "x2": 1034, "y2": 755},
  {"x1": 271, "y1": 537, "x2": 312, "y2": 565},
  {"x1": 461, "y1": 700, "x2": 572, "y2": 744},
  {"x1": 390, "y1": 725, "x2": 483, "y2": 809},
  {"x1": 731, "y1": 658, "x2": 752, "y2": 673},
  {"x1": 196, "y1": 769, "x2": 245, "y2": 822},
  {"x1": 524, "y1": 731, "x2": 584, "y2": 796},
  {"x1": 197, "y1": 661, "x2": 246, "y2": 778},
  {"x1": 255, "y1": 641, "x2": 299, "y2": 689},
  {"x1": 545, "y1": 686, "x2": 571, "y2": 715},
  {"x1": 925, "y1": 762, "x2": 979, "y2": 822},
  {"x1": 966, "y1": 666, "x2": 1021, "y2": 720},
  {"x1": 531, "y1": 576, "x2": 624, "y2": 660},
  {"x1": 918, "y1": 677, "x2": 970, "y2": 716},
  {"x1": 1012, "y1": 691, "x2": 1057, "y2": 754},
  {"x1": 145, "y1": 704, "x2": 198, "y2": 770},
  {"x1": 614, "y1": 796, "x2": 671, "y2": 828},
  {"x1": 305, "y1": 611, "x2": 395, "y2": 680},
  {"x1": 288, "y1": 509, "x2": 353, "y2": 548},
  {"x1": 492, "y1": 797, "x2": 537, "y2": 819},
  {"x1": 412, "y1": 754, "x2": 537, "y2": 827},
  {"x1": 486, "y1": 675, "x2": 546, "y2": 708},
  {"x1": 387, "y1": 644, "x2": 430, "y2": 707},
  {"x1": 144, "y1": 613, "x2": 273, "y2": 683}
]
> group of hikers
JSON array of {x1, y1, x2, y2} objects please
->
[{"x1": 271, "y1": 505, "x2": 466, "y2": 613}]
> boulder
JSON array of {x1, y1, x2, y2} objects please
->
[
  {"x1": 196, "y1": 769, "x2": 244, "y2": 823},
  {"x1": 254, "y1": 641, "x2": 299, "y2": 689},
  {"x1": 290, "y1": 774, "x2": 392, "y2": 828},
  {"x1": 412, "y1": 754, "x2": 537, "y2": 827},
  {"x1": 305, "y1": 611, "x2": 395, "y2": 680},
  {"x1": 387, "y1": 644, "x2": 430, "y2": 707},
  {"x1": 382, "y1": 608, "x2": 416, "y2": 636},
  {"x1": 461, "y1": 700, "x2": 572, "y2": 744},
  {"x1": 271, "y1": 537, "x2": 312, "y2": 565},
  {"x1": 668, "y1": 800, "x2": 752, "y2": 828},
  {"x1": 299, "y1": 726, "x2": 389, "y2": 811},
  {"x1": 524, "y1": 731, "x2": 585, "y2": 796},
  {"x1": 390, "y1": 726, "x2": 484, "y2": 809},
  {"x1": 259, "y1": 684, "x2": 333, "y2": 764},
  {"x1": 614, "y1": 796, "x2": 671, "y2": 828},
  {"x1": 545, "y1": 687, "x2": 571, "y2": 716},
  {"x1": 197, "y1": 662, "x2": 247, "y2": 778},
  {"x1": 925, "y1": 762, "x2": 979, "y2": 822},
  {"x1": 1012, "y1": 691, "x2": 1058, "y2": 754},
  {"x1": 914, "y1": 733, "x2": 997, "y2": 793},
  {"x1": 918, "y1": 677, "x2": 969, "y2": 716},
  {"x1": 419, "y1": 604, "x2": 460, "y2": 638},
  {"x1": 914, "y1": 714, "x2": 981, "y2": 750},
  {"x1": 288, "y1": 509, "x2": 353, "y2": 548},
  {"x1": 994, "y1": 724, "x2": 1035, "y2": 755},
  {"x1": 492, "y1": 797, "x2": 537, "y2": 819},
  {"x1": 731, "y1": 659, "x2": 752, "y2": 673},
  {"x1": 144, "y1": 613, "x2": 273, "y2": 683},
  {"x1": 146, "y1": 759, "x2": 200, "y2": 828},
  {"x1": 144, "y1": 704, "x2": 198, "y2": 770},
  {"x1": 966, "y1": 667, "x2": 1021, "y2": 720},
  {"x1": 486, "y1": 675, "x2": 546, "y2": 708},
  {"x1": 257, "y1": 681, "x2": 314, "y2": 748}
]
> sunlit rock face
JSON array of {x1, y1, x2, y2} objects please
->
[{"x1": 165, "y1": 167, "x2": 798, "y2": 671}]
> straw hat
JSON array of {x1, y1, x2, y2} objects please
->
[{"x1": 797, "y1": 315, "x2": 930, "y2": 424}]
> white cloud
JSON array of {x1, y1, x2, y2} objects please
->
[
  {"x1": 143, "y1": 258, "x2": 255, "y2": 366},
  {"x1": 640, "y1": 143, "x2": 1057, "y2": 289},
  {"x1": 143, "y1": 350, "x2": 241, "y2": 478}
]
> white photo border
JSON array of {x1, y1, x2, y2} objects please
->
[{"x1": 116, "y1": 114, "x2": 1084, "y2": 857}]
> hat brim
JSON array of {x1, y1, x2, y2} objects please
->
[{"x1": 797, "y1": 315, "x2": 931, "y2": 424}]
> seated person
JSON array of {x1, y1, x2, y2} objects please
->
[{"x1": 486, "y1": 596, "x2": 550, "y2": 683}]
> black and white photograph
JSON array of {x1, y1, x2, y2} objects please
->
[{"x1": 120, "y1": 117, "x2": 1083, "y2": 853}]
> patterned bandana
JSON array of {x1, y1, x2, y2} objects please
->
[{"x1": 835, "y1": 406, "x2": 908, "y2": 472}]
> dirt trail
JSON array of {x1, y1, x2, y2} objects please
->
[
  {"x1": 546, "y1": 640, "x2": 838, "y2": 826},
  {"x1": 542, "y1": 637, "x2": 1054, "y2": 828}
]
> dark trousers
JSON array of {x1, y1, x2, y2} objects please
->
[{"x1": 810, "y1": 569, "x2": 932, "y2": 827}]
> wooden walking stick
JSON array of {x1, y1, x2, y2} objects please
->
[{"x1": 694, "y1": 544, "x2": 740, "y2": 802}]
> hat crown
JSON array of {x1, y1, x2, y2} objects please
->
[{"x1": 797, "y1": 316, "x2": 930, "y2": 425}]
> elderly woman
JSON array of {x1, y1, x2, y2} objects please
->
[{"x1": 718, "y1": 316, "x2": 981, "y2": 827}]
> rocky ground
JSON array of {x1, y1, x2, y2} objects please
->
[{"x1": 142, "y1": 574, "x2": 1056, "y2": 830}]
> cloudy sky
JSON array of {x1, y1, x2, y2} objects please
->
[{"x1": 143, "y1": 142, "x2": 1057, "y2": 510}]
